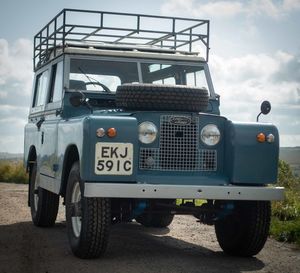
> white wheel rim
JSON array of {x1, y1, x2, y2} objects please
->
[
  {"x1": 33, "y1": 176, "x2": 39, "y2": 211},
  {"x1": 71, "y1": 181, "x2": 82, "y2": 238}
]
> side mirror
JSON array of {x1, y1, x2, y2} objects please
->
[
  {"x1": 69, "y1": 93, "x2": 84, "y2": 107},
  {"x1": 69, "y1": 92, "x2": 93, "y2": 113},
  {"x1": 257, "y1": 100, "x2": 271, "y2": 122},
  {"x1": 261, "y1": 100, "x2": 271, "y2": 115}
]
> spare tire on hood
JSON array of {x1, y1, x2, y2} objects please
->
[{"x1": 116, "y1": 83, "x2": 209, "y2": 112}]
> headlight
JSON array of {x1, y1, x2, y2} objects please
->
[
  {"x1": 139, "y1": 122, "x2": 158, "y2": 144},
  {"x1": 201, "y1": 124, "x2": 221, "y2": 146}
]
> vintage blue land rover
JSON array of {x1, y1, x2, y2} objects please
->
[{"x1": 24, "y1": 9, "x2": 284, "y2": 259}]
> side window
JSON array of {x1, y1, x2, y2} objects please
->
[
  {"x1": 33, "y1": 70, "x2": 49, "y2": 107},
  {"x1": 49, "y1": 62, "x2": 63, "y2": 103}
]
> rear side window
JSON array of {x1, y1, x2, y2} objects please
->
[
  {"x1": 33, "y1": 70, "x2": 49, "y2": 107},
  {"x1": 49, "y1": 62, "x2": 63, "y2": 103}
]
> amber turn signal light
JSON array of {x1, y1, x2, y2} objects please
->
[
  {"x1": 107, "y1": 128, "x2": 117, "y2": 138},
  {"x1": 257, "y1": 133, "x2": 266, "y2": 143}
]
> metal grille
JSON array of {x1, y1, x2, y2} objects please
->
[
  {"x1": 139, "y1": 115, "x2": 217, "y2": 171},
  {"x1": 139, "y1": 148, "x2": 160, "y2": 170},
  {"x1": 139, "y1": 148, "x2": 217, "y2": 171},
  {"x1": 199, "y1": 150, "x2": 217, "y2": 171},
  {"x1": 160, "y1": 115, "x2": 199, "y2": 170}
]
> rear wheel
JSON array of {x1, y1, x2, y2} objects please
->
[
  {"x1": 136, "y1": 200, "x2": 175, "y2": 228},
  {"x1": 136, "y1": 213, "x2": 174, "y2": 228},
  {"x1": 215, "y1": 201, "x2": 271, "y2": 257},
  {"x1": 65, "y1": 162, "x2": 111, "y2": 259},
  {"x1": 29, "y1": 163, "x2": 59, "y2": 227}
]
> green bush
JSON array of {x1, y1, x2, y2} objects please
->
[
  {"x1": 272, "y1": 190, "x2": 300, "y2": 221},
  {"x1": 270, "y1": 217, "x2": 300, "y2": 245},
  {"x1": 0, "y1": 160, "x2": 28, "y2": 184},
  {"x1": 270, "y1": 159, "x2": 300, "y2": 246},
  {"x1": 176, "y1": 199, "x2": 206, "y2": 206},
  {"x1": 277, "y1": 160, "x2": 300, "y2": 189}
]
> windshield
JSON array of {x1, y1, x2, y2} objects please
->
[
  {"x1": 141, "y1": 63, "x2": 208, "y2": 88},
  {"x1": 69, "y1": 58, "x2": 209, "y2": 93}
]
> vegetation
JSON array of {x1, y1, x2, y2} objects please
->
[
  {"x1": 280, "y1": 147, "x2": 300, "y2": 176},
  {"x1": 0, "y1": 160, "x2": 28, "y2": 184},
  {"x1": 271, "y1": 160, "x2": 300, "y2": 246}
]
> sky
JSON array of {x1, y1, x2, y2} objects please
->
[{"x1": 0, "y1": 0, "x2": 300, "y2": 153}]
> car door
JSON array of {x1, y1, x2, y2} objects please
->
[{"x1": 39, "y1": 60, "x2": 64, "y2": 194}]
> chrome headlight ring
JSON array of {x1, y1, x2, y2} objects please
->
[
  {"x1": 139, "y1": 121, "x2": 158, "y2": 144},
  {"x1": 201, "y1": 124, "x2": 221, "y2": 146}
]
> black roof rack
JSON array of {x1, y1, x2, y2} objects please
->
[{"x1": 34, "y1": 9, "x2": 210, "y2": 71}]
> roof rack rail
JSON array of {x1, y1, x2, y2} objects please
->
[{"x1": 34, "y1": 9, "x2": 210, "y2": 71}]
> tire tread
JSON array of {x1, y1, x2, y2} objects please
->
[
  {"x1": 116, "y1": 84, "x2": 209, "y2": 112},
  {"x1": 66, "y1": 162, "x2": 111, "y2": 259},
  {"x1": 215, "y1": 201, "x2": 271, "y2": 257}
]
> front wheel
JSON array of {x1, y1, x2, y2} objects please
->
[
  {"x1": 215, "y1": 201, "x2": 271, "y2": 257},
  {"x1": 65, "y1": 162, "x2": 111, "y2": 259}
]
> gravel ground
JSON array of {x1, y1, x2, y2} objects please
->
[{"x1": 0, "y1": 182, "x2": 299, "y2": 273}]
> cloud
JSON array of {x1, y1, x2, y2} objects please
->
[
  {"x1": 210, "y1": 51, "x2": 300, "y2": 104},
  {"x1": 0, "y1": 39, "x2": 33, "y2": 107},
  {"x1": 161, "y1": 0, "x2": 300, "y2": 19},
  {"x1": 283, "y1": 0, "x2": 300, "y2": 10},
  {"x1": 273, "y1": 52, "x2": 300, "y2": 82},
  {"x1": 161, "y1": 0, "x2": 244, "y2": 18},
  {"x1": 248, "y1": 0, "x2": 281, "y2": 18},
  {"x1": 0, "y1": 105, "x2": 29, "y2": 119},
  {"x1": 280, "y1": 134, "x2": 300, "y2": 147},
  {"x1": 0, "y1": 38, "x2": 33, "y2": 153},
  {"x1": 0, "y1": 39, "x2": 32, "y2": 87},
  {"x1": 0, "y1": 117, "x2": 27, "y2": 154},
  {"x1": 209, "y1": 51, "x2": 300, "y2": 146}
]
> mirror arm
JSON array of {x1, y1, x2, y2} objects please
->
[
  {"x1": 84, "y1": 99, "x2": 93, "y2": 114},
  {"x1": 256, "y1": 112, "x2": 262, "y2": 122},
  {"x1": 78, "y1": 91, "x2": 93, "y2": 113}
]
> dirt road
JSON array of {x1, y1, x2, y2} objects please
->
[{"x1": 0, "y1": 183, "x2": 299, "y2": 273}]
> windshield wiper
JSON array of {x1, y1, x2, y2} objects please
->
[{"x1": 78, "y1": 67, "x2": 111, "y2": 93}]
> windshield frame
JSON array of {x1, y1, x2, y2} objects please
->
[{"x1": 65, "y1": 54, "x2": 216, "y2": 98}]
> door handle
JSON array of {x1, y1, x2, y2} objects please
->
[
  {"x1": 36, "y1": 117, "x2": 45, "y2": 130},
  {"x1": 41, "y1": 131, "x2": 44, "y2": 145}
]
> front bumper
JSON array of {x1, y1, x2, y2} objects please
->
[{"x1": 84, "y1": 183, "x2": 284, "y2": 201}]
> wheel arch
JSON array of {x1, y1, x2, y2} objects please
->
[
  {"x1": 26, "y1": 145, "x2": 37, "y2": 172},
  {"x1": 60, "y1": 144, "x2": 80, "y2": 198}
]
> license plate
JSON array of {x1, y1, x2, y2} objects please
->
[{"x1": 95, "y1": 143, "x2": 133, "y2": 175}]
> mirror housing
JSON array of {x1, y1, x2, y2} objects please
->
[
  {"x1": 257, "y1": 100, "x2": 271, "y2": 122},
  {"x1": 261, "y1": 101, "x2": 271, "y2": 115},
  {"x1": 69, "y1": 92, "x2": 93, "y2": 113},
  {"x1": 69, "y1": 93, "x2": 84, "y2": 107}
]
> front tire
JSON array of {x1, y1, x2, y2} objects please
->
[
  {"x1": 65, "y1": 162, "x2": 111, "y2": 259},
  {"x1": 215, "y1": 201, "x2": 271, "y2": 257},
  {"x1": 29, "y1": 163, "x2": 59, "y2": 227}
]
